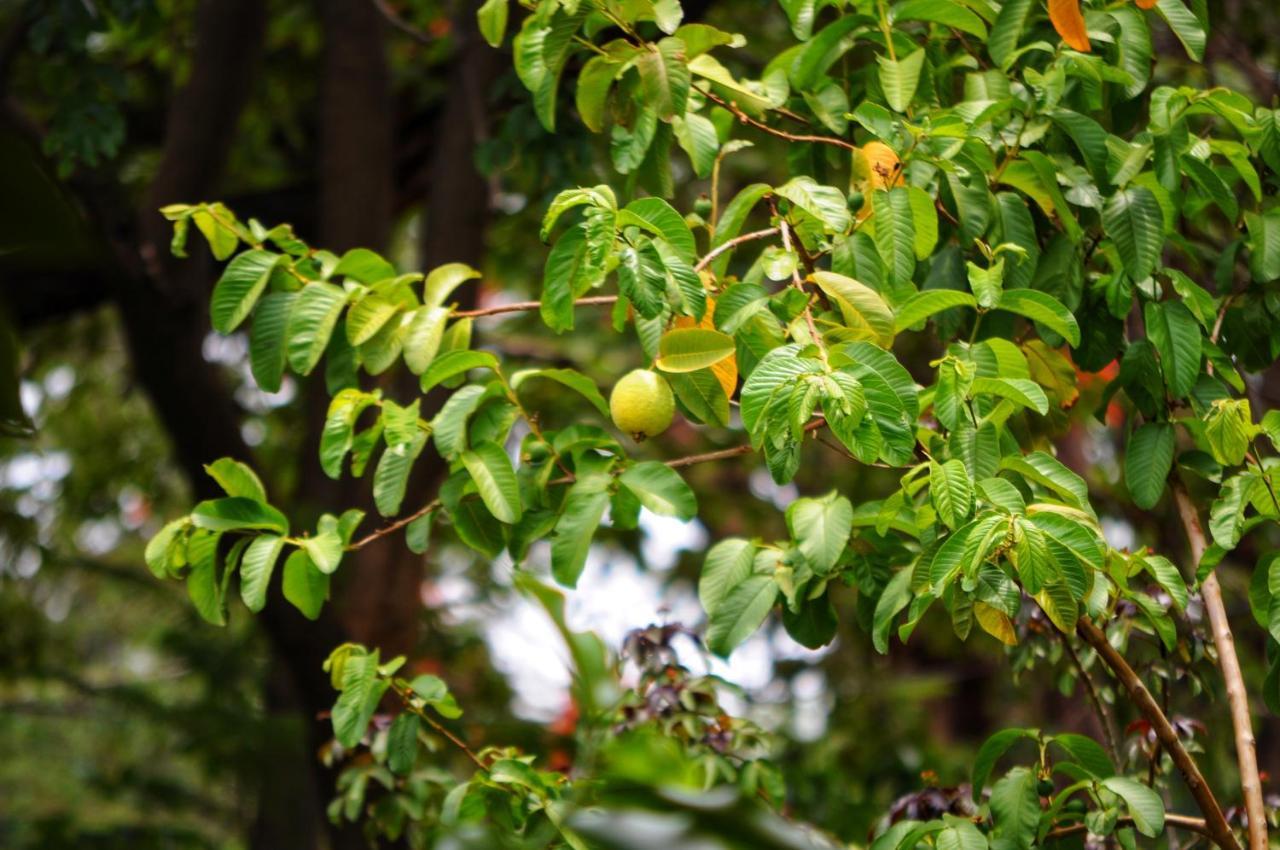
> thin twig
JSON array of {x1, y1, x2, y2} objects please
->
[
  {"x1": 694, "y1": 227, "x2": 780, "y2": 272},
  {"x1": 1076, "y1": 618, "x2": 1242, "y2": 850},
  {"x1": 349, "y1": 499, "x2": 440, "y2": 550},
  {"x1": 453, "y1": 294, "x2": 618, "y2": 319},
  {"x1": 1171, "y1": 478, "x2": 1268, "y2": 850},
  {"x1": 392, "y1": 682, "x2": 487, "y2": 771},
  {"x1": 1045, "y1": 814, "x2": 1212, "y2": 842},
  {"x1": 369, "y1": 0, "x2": 434, "y2": 46},
  {"x1": 696, "y1": 85, "x2": 858, "y2": 152},
  {"x1": 1059, "y1": 631, "x2": 1122, "y2": 767}
]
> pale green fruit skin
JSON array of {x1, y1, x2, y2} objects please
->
[{"x1": 609, "y1": 369, "x2": 675, "y2": 440}]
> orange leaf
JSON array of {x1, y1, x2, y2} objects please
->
[
  {"x1": 1134, "y1": 0, "x2": 1156, "y2": 8},
  {"x1": 673, "y1": 296, "x2": 738, "y2": 398},
  {"x1": 1048, "y1": 0, "x2": 1091, "y2": 52}
]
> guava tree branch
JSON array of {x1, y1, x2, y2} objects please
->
[
  {"x1": 450, "y1": 226, "x2": 781, "y2": 320},
  {"x1": 349, "y1": 419, "x2": 829, "y2": 550},
  {"x1": 695, "y1": 85, "x2": 858, "y2": 152},
  {"x1": 1076, "y1": 618, "x2": 1241, "y2": 850},
  {"x1": 1059, "y1": 631, "x2": 1122, "y2": 766},
  {"x1": 1046, "y1": 813, "x2": 1211, "y2": 842},
  {"x1": 1171, "y1": 478, "x2": 1268, "y2": 850}
]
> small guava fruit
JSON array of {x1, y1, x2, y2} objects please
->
[{"x1": 609, "y1": 369, "x2": 674, "y2": 440}]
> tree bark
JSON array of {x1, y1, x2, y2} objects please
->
[
  {"x1": 1077, "y1": 618, "x2": 1241, "y2": 850},
  {"x1": 1171, "y1": 479, "x2": 1268, "y2": 850}
]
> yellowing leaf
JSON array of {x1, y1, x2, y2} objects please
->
[
  {"x1": 852, "y1": 141, "x2": 904, "y2": 221},
  {"x1": 1049, "y1": 0, "x2": 1091, "y2": 52},
  {"x1": 975, "y1": 601, "x2": 1018, "y2": 645},
  {"x1": 1134, "y1": 0, "x2": 1156, "y2": 8},
  {"x1": 674, "y1": 296, "x2": 738, "y2": 398}
]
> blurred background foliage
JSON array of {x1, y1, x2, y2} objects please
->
[{"x1": 0, "y1": 0, "x2": 1277, "y2": 848}]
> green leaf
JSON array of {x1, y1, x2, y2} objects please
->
[
  {"x1": 990, "y1": 767, "x2": 1039, "y2": 850},
  {"x1": 710, "y1": 183, "x2": 771, "y2": 276},
  {"x1": 331, "y1": 650, "x2": 389, "y2": 749},
  {"x1": 1245, "y1": 210, "x2": 1280, "y2": 282},
  {"x1": 673, "y1": 111, "x2": 719, "y2": 177},
  {"x1": 282, "y1": 549, "x2": 329, "y2": 620},
  {"x1": 551, "y1": 476, "x2": 610, "y2": 587},
  {"x1": 424, "y1": 263, "x2": 481, "y2": 311},
  {"x1": 403, "y1": 306, "x2": 450, "y2": 374},
  {"x1": 345, "y1": 292, "x2": 398, "y2": 346},
  {"x1": 1101, "y1": 777, "x2": 1165, "y2": 837},
  {"x1": 461, "y1": 441, "x2": 523, "y2": 525},
  {"x1": 1144, "y1": 300, "x2": 1201, "y2": 399},
  {"x1": 987, "y1": 0, "x2": 1032, "y2": 69},
  {"x1": 334, "y1": 248, "x2": 395, "y2": 284},
  {"x1": 894, "y1": 290, "x2": 977, "y2": 331},
  {"x1": 620, "y1": 462, "x2": 697, "y2": 520},
  {"x1": 186, "y1": 531, "x2": 230, "y2": 626},
  {"x1": 810, "y1": 271, "x2": 895, "y2": 347},
  {"x1": 786, "y1": 491, "x2": 853, "y2": 572},
  {"x1": 420, "y1": 350, "x2": 500, "y2": 394},
  {"x1": 409, "y1": 674, "x2": 462, "y2": 718},
  {"x1": 1051, "y1": 733, "x2": 1115, "y2": 778},
  {"x1": 655, "y1": 328, "x2": 736, "y2": 372},
  {"x1": 930, "y1": 459, "x2": 974, "y2": 530},
  {"x1": 871, "y1": 188, "x2": 916, "y2": 288},
  {"x1": 1142, "y1": 553, "x2": 1188, "y2": 611},
  {"x1": 972, "y1": 727, "x2": 1035, "y2": 797},
  {"x1": 700, "y1": 539, "x2": 758, "y2": 614},
  {"x1": 668, "y1": 369, "x2": 730, "y2": 427},
  {"x1": 249, "y1": 291, "x2": 296, "y2": 393},
  {"x1": 791, "y1": 15, "x2": 864, "y2": 91},
  {"x1": 287, "y1": 283, "x2": 348, "y2": 375},
  {"x1": 971, "y1": 377, "x2": 1049, "y2": 415},
  {"x1": 512, "y1": 368, "x2": 609, "y2": 417},
  {"x1": 877, "y1": 49, "x2": 925, "y2": 113},
  {"x1": 476, "y1": 0, "x2": 508, "y2": 47},
  {"x1": 1103, "y1": 187, "x2": 1164, "y2": 282},
  {"x1": 240, "y1": 534, "x2": 285, "y2": 612},
  {"x1": 1000, "y1": 452, "x2": 1092, "y2": 514},
  {"x1": 637, "y1": 37, "x2": 690, "y2": 120},
  {"x1": 1154, "y1": 0, "x2": 1204, "y2": 61},
  {"x1": 1125, "y1": 422, "x2": 1175, "y2": 510},
  {"x1": 211, "y1": 249, "x2": 283, "y2": 334},
  {"x1": 619, "y1": 197, "x2": 696, "y2": 261},
  {"x1": 706, "y1": 573, "x2": 778, "y2": 656},
  {"x1": 892, "y1": 0, "x2": 987, "y2": 37},
  {"x1": 386, "y1": 712, "x2": 420, "y2": 775},
  {"x1": 373, "y1": 432, "x2": 426, "y2": 517},
  {"x1": 301, "y1": 529, "x2": 344, "y2": 575},
  {"x1": 775, "y1": 177, "x2": 852, "y2": 233},
  {"x1": 996, "y1": 289, "x2": 1080, "y2": 347},
  {"x1": 191, "y1": 497, "x2": 288, "y2": 534},
  {"x1": 872, "y1": 567, "x2": 914, "y2": 653},
  {"x1": 204, "y1": 458, "x2": 267, "y2": 502}
]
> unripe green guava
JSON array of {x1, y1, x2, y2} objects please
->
[{"x1": 609, "y1": 369, "x2": 674, "y2": 441}]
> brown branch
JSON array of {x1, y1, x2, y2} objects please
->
[
  {"x1": 454, "y1": 294, "x2": 617, "y2": 319},
  {"x1": 1060, "y1": 630, "x2": 1122, "y2": 768},
  {"x1": 694, "y1": 227, "x2": 780, "y2": 272},
  {"x1": 351, "y1": 420, "x2": 831, "y2": 551},
  {"x1": 1171, "y1": 478, "x2": 1268, "y2": 850},
  {"x1": 349, "y1": 499, "x2": 441, "y2": 551},
  {"x1": 1045, "y1": 814, "x2": 1212, "y2": 842},
  {"x1": 696, "y1": 85, "x2": 858, "y2": 152},
  {"x1": 392, "y1": 682, "x2": 487, "y2": 772},
  {"x1": 450, "y1": 227, "x2": 781, "y2": 320},
  {"x1": 1076, "y1": 618, "x2": 1242, "y2": 850}
]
